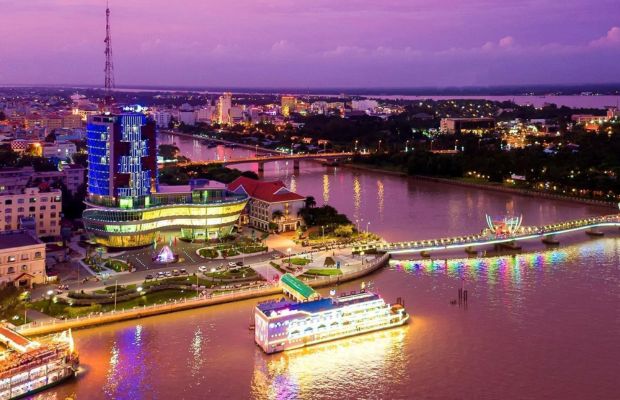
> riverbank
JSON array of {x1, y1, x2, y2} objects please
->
[
  {"x1": 17, "y1": 254, "x2": 389, "y2": 336},
  {"x1": 343, "y1": 162, "x2": 616, "y2": 209}
]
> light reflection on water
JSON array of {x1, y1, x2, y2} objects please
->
[{"x1": 250, "y1": 329, "x2": 409, "y2": 400}]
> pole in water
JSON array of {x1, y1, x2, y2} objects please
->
[
  {"x1": 458, "y1": 288, "x2": 463, "y2": 305},
  {"x1": 464, "y1": 290, "x2": 468, "y2": 303}
]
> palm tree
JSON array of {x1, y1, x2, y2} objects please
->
[
  {"x1": 272, "y1": 210, "x2": 284, "y2": 221},
  {"x1": 305, "y1": 196, "x2": 316, "y2": 209}
]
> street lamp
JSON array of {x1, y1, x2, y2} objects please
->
[
  {"x1": 378, "y1": 140, "x2": 382, "y2": 153},
  {"x1": 366, "y1": 221, "x2": 370, "y2": 234},
  {"x1": 405, "y1": 140, "x2": 409, "y2": 152},
  {"x1": 355, "y1": 139, "x2": 359, "y2": 152}
]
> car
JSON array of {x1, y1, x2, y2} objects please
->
[
  {"x1": 145, "y1": 274, "x2": 154, "y2": 280},
  {"x1": 180, "y1": 268, "x2": 188, "y2": 275},
  {"x1": 165, "y1": 271, "x2": 172, "y2": 277},
  {"x1": 172, "y1": 269, "x2": 180, "y2": 276},
  {"x1": 228, "y1": 262, "x2": 237, "y2": 268},
  {"x1": 235, "y1": 261, "x2": 244, "y2": 267},
  {"x1": 198, "y1": 266, "x2": 207, "y2": 273},
  {"x1": 271, "y1": 253, "x2": 281, "y2": 259},
  {"x1": 157, "y1": 271, "x2": 165, "y2": 277}
]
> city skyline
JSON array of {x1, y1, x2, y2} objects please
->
[{"x1": 1, "y1": 0, "x2": 619, "y2": 88}]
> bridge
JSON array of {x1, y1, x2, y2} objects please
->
[
  {"x1": 178, "y1": 152, "x2": 359, "y2": 173},
  {"x1": 354, "y1": 214, "x2": 620, "y2": 255}
]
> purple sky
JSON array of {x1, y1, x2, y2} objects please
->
[{"x1": 1, "y1": 0, "x2": 619, "y2": 88}]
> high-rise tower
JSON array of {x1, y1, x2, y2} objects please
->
[{"x1": 103, "y1": 1, "x2": 115, "y2": 108}]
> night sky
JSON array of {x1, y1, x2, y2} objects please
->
[{"x1": 1, "y1": 0, "x2": 619, "y2": 87}]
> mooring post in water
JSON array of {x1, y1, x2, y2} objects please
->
[
  {"x1": 464, "y1": 290, "x2": 468, "y2": 304},
  {"x1": 458, "y1": 288, "x2": 463, "y2": 304}
]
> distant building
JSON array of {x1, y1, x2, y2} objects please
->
[
  {"x1": 0, "y1": 230, "x2": 46, "y2": 288},
  {"x1": 228, "y1": 177, "x2": 305, "y2": 232},
  {"x1": 0, "y1": 187, "x2": 62, "y2": 237},
  {"x1": 218, "y1": 92, "x2": 233, "y2": 124},
  {"x1": 0, "y1": 165, "x2": 85, "y2": 195},
  {"x1": 281, "y1": 95, "x2": 297, "y2": 117},
  {"x1": 351, "y1": 99, "x2": 378, "y2": 112},
  {"x1": 178, "y1": 103, "x2": 196, "y2": 126},
  {"x1": 440, "y1": 118, "x2": 496, "y2": 134},
  {"x1": 152, "y1": 110, "x2": 173, "y2": 128}
]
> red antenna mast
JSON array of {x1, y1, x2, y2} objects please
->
[{"x1": 104, "y1": 1, "x2": 115, "y2": 108}]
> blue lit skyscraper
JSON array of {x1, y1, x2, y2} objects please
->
[{"x1": 86, "y1": 112, "x2": 157, "y2": 207}]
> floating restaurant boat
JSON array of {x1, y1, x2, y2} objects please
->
[
  {"x1": 254, "y1": 278, "x2": 409, "y2": 354},
  {"x1": 0, "y1": 324, "x2": 78, "y2": 400}
]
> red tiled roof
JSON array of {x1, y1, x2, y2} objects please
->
[{"x1": 228, "y1": 177, "x2": 305, "y2": 203}]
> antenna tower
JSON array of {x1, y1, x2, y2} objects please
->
[{"x1": 104, "y1": 1, "x2": 115, "y2": 107}]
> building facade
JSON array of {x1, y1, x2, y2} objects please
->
[
  {"x1": 218, "y1": 92, "x2": 232, "y2": 125},
  {"x1": 83, "y1": 111, "x2": 247, "y2": 248},
  {"x1": 0, "y1": 165, "x2": 85, "y2": 195},
  {"x1": 0, "y1": 187, "x2": 61, "y2": 237},
  {"x1": 86, "y1": 113, "x2": 158, "y2": 203},
  {"x1": 228, "y1": 177, "x2": 305, "y2": 233},
  {"x1": 83, "y1": 180, "x2": 248, "y2": 248},
  {"x1": 440, "y1": 118, "x2": 496, "y2": 134},
  {"x1": 0, "y1": 230, "x2": 47, "y2": 288}
]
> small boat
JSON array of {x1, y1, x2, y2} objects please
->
[{"x1": 586, "y1": 229, "x2": 604, "y2": 237}]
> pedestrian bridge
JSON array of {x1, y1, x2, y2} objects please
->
[{"x1": 353, "y1": 214, "x2": 620, "y2": 255}]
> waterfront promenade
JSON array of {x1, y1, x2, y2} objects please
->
[{"x1": 17, "y1": 254, "x2": 389, "y2": 336}]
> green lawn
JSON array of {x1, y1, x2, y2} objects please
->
[
  {"x1": 204, "y1": 267, "x2": 258, "y2": 280},
  {"x1": 104, "y1": 259, "x2": 130, "y2": 272},
  {"x1": 305, "y1": 268, "x2": 342, "y2": 276},
  {"x1": 198, "y1": 248, "x2": 219, "y2": 259},
  {"x1": 288, "y1": 257, "x2": 311, "y2": 266},
  {"x1": 238, "y1": 246, "x2": 268, "y2": 254},
  {"x1": 29, "y1": 290, "x2": 200, "y2": 319}
]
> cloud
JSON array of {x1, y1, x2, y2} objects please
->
[
  {"x1": 589, "y1": 26, "x2": 620, "y2": 47},
  {"x1": 498, "y1": 36, "x2": 515, "y2": 48}
]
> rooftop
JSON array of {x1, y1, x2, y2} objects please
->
[
  {"x1": 257, "y1": 291, "x2": 382, "y2": 316},
  {"x1": 280, "y1": 273, "x2": 317, "y2": 300},
  {"x1": 0, "y1": 230, "x2": 42, "y2": 250},
  {"x1": 228, "y1": 176, "x2": 305, "y2": 203}
]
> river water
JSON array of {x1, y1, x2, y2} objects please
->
[{"x1": 37, "y1": 134, "x2": 619, "y2": 400}]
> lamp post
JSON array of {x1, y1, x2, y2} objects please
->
[
  {"x1": 287, "y1": 248, "x2": 292, "y2": 265},
  {"x1": 355, "y1": 139, "x2": 359, "y2": 153},
  {"x1": 113, "y1": 279, "x2": 118, "y2": 311},
  {"x1": 378, "y1": 140, "x2": 382, "y2": 153},
  {"x1": 405, "y1": 140, "x2": 409, "y2": 152},
  {"x1": 366, "y1": 221, "x2": 370, "y2": 235}
]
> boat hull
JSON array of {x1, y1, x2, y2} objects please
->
[{"x1": 265, "y1": 314, "x2": 410, "y2": 354}]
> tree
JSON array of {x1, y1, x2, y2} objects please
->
[
  {"x1": 304, "y1": 196, "x2": 316, "y2": 208},
  {"x1": 0, "y1": 286, "x2": 25, "y2": 322},
  {"x1": 272, "y1": 210, "x2": 284, "y2": 221}
]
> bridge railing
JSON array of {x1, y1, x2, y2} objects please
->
[{"x1": 354, "y1": 214, "x2": 620, "y2": 252}]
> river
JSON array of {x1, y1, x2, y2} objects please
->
[{"x1": 37, "y1": 134, "x2": 619, "y2": 400}]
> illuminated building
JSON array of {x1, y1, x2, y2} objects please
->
[
  {"x1": 281, "y1": 95, "x2": 296, "y2": 117},
  {"x1": 84, "y1": 112, "x2": 248, "y2": 248},
  {"x1": 0, "y1": 230, "x2": 46, "y2": 288},
  {"x1": 83, "y1": 180, "x2": 248, "y2": 248},
  {"x1": 0, "y1": 187, "x2": 62, "y2": 236},
  {"x1": 228, "y1": 177, "x2": 305, "y2": 232},
  {"x1": 440, "y1": 117, "x2": 496, "y2": 134},
  {"x1": 255, "y1": 280, "x2": 409, "y2": 354},
  {"x1": 218, "y1": 92, "x2": 232, "y2": 124},
  {"x1": 86, "y1": 112, "x2": 157, "y2": 201}
]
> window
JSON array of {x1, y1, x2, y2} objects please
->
[
  {"x1": 29, "y1": 197, "x2": 36, "y2": 203},
  {"x1": 7, "y1": 267, "x2": 15, "y2": 274},
  {"x1": 5, "y1": 208, "x2": 11, "y2": 213},
  {"x1": 8, "y1": 256, "x2": 16, "y2": 263},
  {"x1": 41, "y1": 197, "x2": 48, "y2": 202},
  {"x1": 40, "y1": 206, "x2": 46, "y2": 210},
  {"x1": 50, "y1": 221, "x2": 56, "y2": 226},
  {"x1": 4, "y1": 216, "x2": 11, "y2": 223},
  {"x1": 34, "y1": 252, "x2": 42, "y2": 259},
  {"x1": 4, "y1": 199, "x2": 11, "y2": 205},
  {"x1": 17, "y1": 199, "x2": 24, "y2": 204},
  {"x1": 21, "y1": 265, "x2": 27, "y2": 271},
  {"x1": 21, "y1": 254, "x2": 28, "y2": 260},
  {"x1": 51, "y1": 205, "x2": 57, "y2": 210},
  {"x1": 29, "y1": 206, "x2": 35, "y2": 212},
  {"x1": 17, "y1": 207, "x2": 24, "y2": 212},
  {"x1": 51, "y1": 212, "x2": 56, "y2": 218}
]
